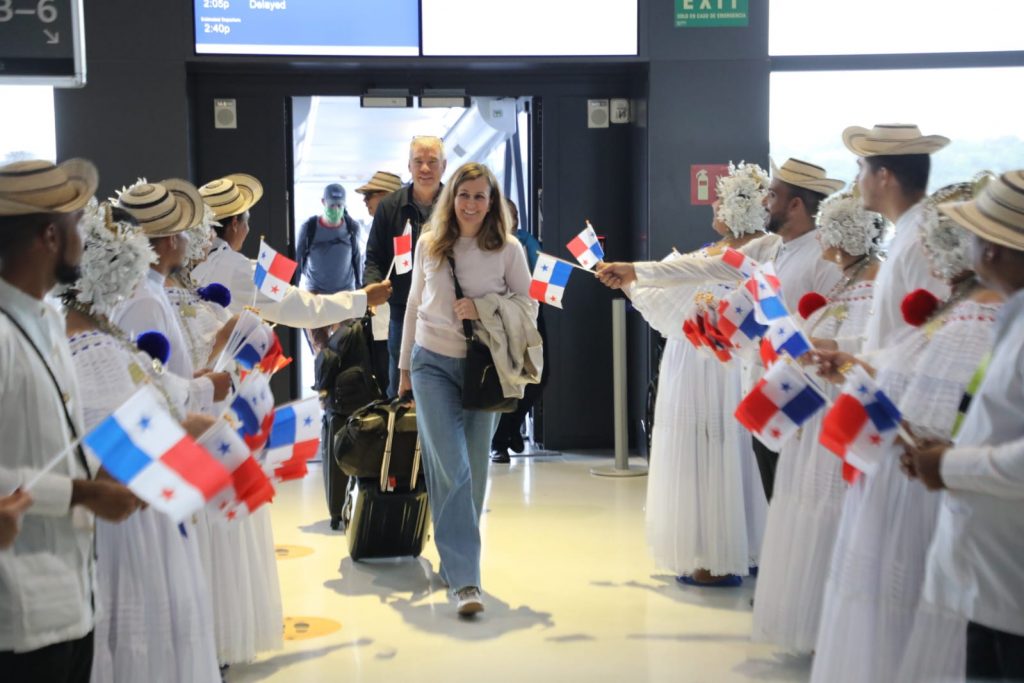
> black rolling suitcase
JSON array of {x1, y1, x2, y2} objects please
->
[
  {"x1": 314, "y1": 315, "x2": 381, "y2": 530},
  {"x1": 321, "y1": 412, "x2": 350, "y2": 530},
  {"x1": 346, "y1": 403, "x2": 430, "y2": 561}
]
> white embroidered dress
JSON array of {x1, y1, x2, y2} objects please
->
[
  {"x1": 630, "y1": 250, "x2": 767, "y2": 577},
  {"x1": 751, "y1": 279, "x2": 874, "y2": 652},
  {"x1": 68, "y1": 330, "x2": 220, "y2": 683},
  {"x1": 810, "y1": 298, "x2": 999, "y2": 683}
]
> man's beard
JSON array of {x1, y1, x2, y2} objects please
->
[{"x1": 55, "y1": 259, "x2": 81, "y2": 285}]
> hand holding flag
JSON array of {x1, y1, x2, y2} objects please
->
[{"x1": 254, "y1": 238, "x2": 298, "y2": 302}]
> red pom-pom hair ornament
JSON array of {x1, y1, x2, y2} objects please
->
[
  {"x1": 798, "y1": 292, "x2": 828, "y2": 320},
  {"x1": 901, "y1": 289, "x2": 941, "y2": 327}
]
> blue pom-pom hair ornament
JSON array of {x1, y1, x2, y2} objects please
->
[
  {"x1": 136, "y1": 331, "x2": 171, "y2": 366},
  {"x1": 197, "y1": 282, "x2": 232, "y2": 308}
]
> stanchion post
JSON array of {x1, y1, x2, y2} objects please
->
[{"x1": 592, "y1": 298, "x2": 647, "y2": 478}]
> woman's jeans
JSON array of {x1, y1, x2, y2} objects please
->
[{"x1": 410, "y1": 345, "x2": 499, "y2": 592}]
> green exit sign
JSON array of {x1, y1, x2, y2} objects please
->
[{"x1": 675, "y1": 0, "x2": 749, "y2": 28}]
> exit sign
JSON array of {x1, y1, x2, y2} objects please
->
[{"x1": 675, "y1": 0, "x2": 749, "y2": 28}]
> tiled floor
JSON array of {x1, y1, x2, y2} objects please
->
[{"x1": 230, "y1": 454, "x2": 811, "y2": 683}]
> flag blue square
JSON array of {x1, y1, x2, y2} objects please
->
[
  {"x1": 231, "y1": 394, "x2": 261, "y2": 435},
  {"x1": 778, "y1": 330, "x2": 812, "y2": 359},
  {"x1": 866, "y1": 392, "x2": 901, "y2": 431},
  {"x1": 253, "y1": 263, "x2": 268, "y2": 289},
  {"x1": 267, "y1": 407, "x2": 297, "y2": 448},
  {"x1": 759, "y1": 295, "x2": 789, "y2": 320},
  {"x1": 235, "y1": 343, "x2": 262, "y2": 370},
  {"x1": 781, "y1": 386, "x2": 826, "y2": 425},
  {"x1": 85, "y1": 417, "x2": 153, "y2": 483},
  {"x1": 549, "y1": 261, "x2": 573, "y2": 288},
  {"x1": 739, "y1": 314, "x2": 767, "y2": 340}
]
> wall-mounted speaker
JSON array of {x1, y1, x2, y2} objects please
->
[
  {"x1": 587, "y1": 99, "x2": 610, "y2": 129},
  {"x1": 214, "y1": 98, "x2": 237, "y2": 129}
]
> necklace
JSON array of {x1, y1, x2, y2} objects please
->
[
  {"x1": 808, "y1": 255, "x2": 878, "y2": 336},
  {"x1": 67, "y1": 301, "x2": 183, "y2": 421},
  {"x1": 922, "y1": 276, "x2": 980, "y2": 340}
]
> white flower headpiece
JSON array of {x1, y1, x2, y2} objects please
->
[
  {"x1": 816, "y1": 191, "x2": 887, "y2": 257},
  {"x1": 184, "y1": 203, "x2": 218, "y2": 267},
  {"x1": 75, "y1": 197, "x2": 156, "y2": 317},
  {"x1": 715, "y1": 162, "x2": 769, "y2": 237},
  {"x1": 920, "y1": 174, "x2": 992, "y2": 281}
]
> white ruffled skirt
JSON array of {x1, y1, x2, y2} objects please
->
[
  {"x1": 810, "y1": 450, "x2": 942, "y2": 683},
  {"x1": 751, "y1": 412, "x2": 847, "y2": 652},
  {"x1": 194, "y1": 506, "x2": 284, "y2": 665},
  {"x1": 645, "y1": 340, "x2": 767, "y2": 577},
  {"x1": 92, "y1": 509, "x2": 220, "y2": 683}
]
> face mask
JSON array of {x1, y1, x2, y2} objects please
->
[{"x1": 324, "y1": 206, "x2": 343, "y2": 223}]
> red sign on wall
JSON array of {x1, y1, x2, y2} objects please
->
[{"x1": 690, "y1": 164, "x2": 731, "y2": 205}]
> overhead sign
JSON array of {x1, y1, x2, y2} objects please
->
[
  {"x1": 690, "y1": 164, "x2": 731, "y2": 205},
  {"x1": 675, "y1": 0, "x2": 749, "y2": 28},
  {"x1": 0, "y1": 0, "x2": 85, "y2": 86}
]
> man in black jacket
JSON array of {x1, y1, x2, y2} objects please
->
[
  {"x1": 297, "y1": 183, "x2": 363, "y2": 352},
  {"x1": 363, "y1": 136, "x2": 446, "y2": 396}
]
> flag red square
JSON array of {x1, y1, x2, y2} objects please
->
[
  {"x1": 160, "y1": 437, "x2": 231, "y2": 500},
  {"x1": 734, "y1": 381, "x2": 778, "y2": 433}
]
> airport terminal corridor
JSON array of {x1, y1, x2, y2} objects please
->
[{"x1": 231, "y1": 455, "x2": 811, "y2": 683}]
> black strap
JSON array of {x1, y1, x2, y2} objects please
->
[
  {"x1": 446, "y1": 256, "x2": 474, "y2": 342},
  {"x1": 0, "y1": 306, "x2": 92, "y2": 478}
]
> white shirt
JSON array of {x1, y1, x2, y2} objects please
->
[
  {"x1": 193, "y1": 238, "x2": 367, "y2": 328},
  {"x1": 860, "y1": 201, "x2": 950, "y2": 352},
  {"x1": 634, "y1": 231, "x2": 843, "y2": 315},
  {"x1": 923, "y1": 288, "x2": 1024, "y2": 636},
  {"x1": 0, "y1": 277, "x2": 96, "y2": 652},
  {"x1": 113, "y1": 269, "x2": 214, "y2": 413}
]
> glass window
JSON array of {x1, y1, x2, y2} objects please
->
[
  {"x1": 770, "y1": 0, "x2": 1024, "y2": 56},
  {"x1": 769, "y1": 67, "x2": 1024, "y2": 192},
  {"x1": 0, "y1": 86, "x2": 56, "y2": 163}
]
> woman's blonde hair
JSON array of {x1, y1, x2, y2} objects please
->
[{"x1": 425, "y1": 162, "x2": 510, "y2": 261}]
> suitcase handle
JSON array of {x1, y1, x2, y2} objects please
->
[{"x1": 379, "y1": 404, "x2": 422, "y2": 492}]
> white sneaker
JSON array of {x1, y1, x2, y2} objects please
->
[{"x1": 456, "y1": 586, "x2": 484, "y2": 616}]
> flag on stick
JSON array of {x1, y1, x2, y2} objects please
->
[
  {"x1": 393, "y1": 221, "x2": 413, "y2": 276},
  {"x1": 83, "y1": 386, "x2": 232, "y2": 523},
  {"x1": 734, "y1": 360, "x2": 827, "y2": 451},
  {"x1": 745, "y1": 264, "x2": 788, "y2": 323},
  {"x1": 264, "y1": 398, "x2": 322, "y2": 482},
  {"x1": 819, "y1": 365, "x2": 903, "y2": 481},
  {"x1": 566, "y1": 221, "x2": 605, "y2": 270},
  {"x1": 722, "y1": 247, "x2": 759, "y2": 278},
  {"x1": 254, "y1": 238, "x2": 297, "y2": 302},
  {"x1": 529, "y1": 253, "x2": 574, "y2": 308}
]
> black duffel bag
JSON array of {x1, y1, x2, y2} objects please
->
[{"x1": 333, "y1": 399, "x2": 419, "y2": 483}]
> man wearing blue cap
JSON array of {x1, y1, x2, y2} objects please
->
[{"x1": 297, "y1": 182, "x2": 363, "y2": 352}]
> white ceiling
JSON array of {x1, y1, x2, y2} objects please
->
[{"x1": 293, "y1": 96, "x2": 465, "y2": 186}]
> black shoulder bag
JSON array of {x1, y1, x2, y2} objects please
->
[{"x1": 446, "y1": 256, "x2": 517, "y2": 413}]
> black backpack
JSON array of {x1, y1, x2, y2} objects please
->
[{"x1": 313, "y1": 315, "x2": 382, "y2": 417}]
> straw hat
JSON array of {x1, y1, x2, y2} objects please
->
[
  {"x1": 116, "y1": 179, "x2": 205, "y2": 237},
  {"x1": 355, "y1": 171, "x2": 403, "y2": 196},
  {"x1": 199, "y1": 173, "x2": 263, "y2": 220},
  {"x1": 770, "y1": 158, "x2": 845, "y2": 196},
  {"x1": 0, "y1": 158, "x2": 98, "y2": 216},
  {"x1": 939, "y1": 170, "x2": 1024, "y2": 251},
  {"x1": 842, "y1": 123, "x2": 950, "y2": 157}
]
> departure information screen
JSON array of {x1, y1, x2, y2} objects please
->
[{"x1": 194, "y1": 0, "x2": 420, "y2": 56}]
